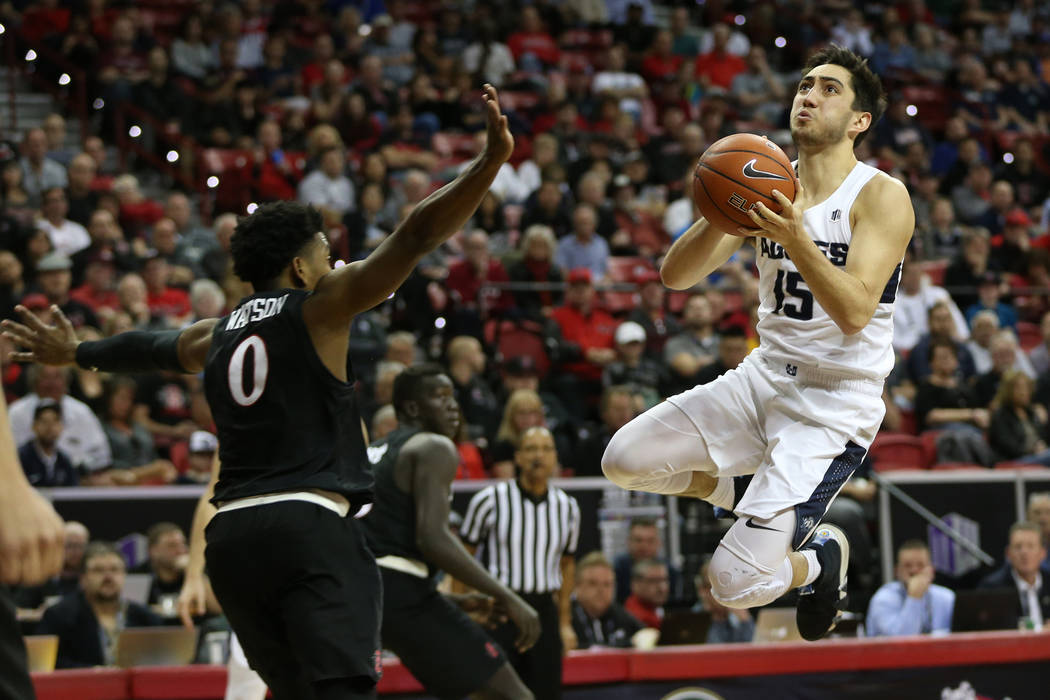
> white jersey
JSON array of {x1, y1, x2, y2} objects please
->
[{"x1": 754, "y1": 161, "x2": 901, "y2": 382}]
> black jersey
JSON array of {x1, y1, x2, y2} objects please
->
[
  {"x1": 361, "y1": 426, "x2": 431, "y2": 573},
  {"x1": 204, "y1": 289, "x2": 371, "y2": 506}
]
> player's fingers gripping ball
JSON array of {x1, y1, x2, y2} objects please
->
[{"x1": 693, "y1": 133, "x2": 798, "y2": 236}]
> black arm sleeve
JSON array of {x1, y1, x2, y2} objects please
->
[{"x1": 75, "y1": 330, "x2": 188, "y2": 374}]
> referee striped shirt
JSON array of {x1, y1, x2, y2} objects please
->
[{"x1": 461, "y1": 480, "x2": 581, "y2": 594}]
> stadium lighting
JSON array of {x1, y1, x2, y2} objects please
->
[
  {"x1": 1003, "y1": 152, "x2": 1015, "y2": 164},
  {"x1": 58, "y1": 73, "x2": 71, "y2": 86},
  {"x1": 246, "y1": 202, "x2": 259, "y2": 214},
  {"x1": 359, "y1": 24, "x2": 372, "y2": 36},
  {"x1": 774, "y1": 37, "x2": 787, "y2": 48},
  {"x1": 905, "y1": 105, "x2": 918, "y2": 117},
  {"x1": 128, "y1": 125, "x2": 142, "y2": 138},
  {"x1": 166, "y1": 150, "x2": 179, "y2": 163},
  {"x1": 25, "y1": 50, "x2": 36, "y2": 61},
  {"x1": 0, "y1": 24, "x2": 6, "y2": 35},
  {"x1": 93, "y1": 98, "x2": 105, "y2": 110},
  {"x1": 434, "y1": 317, "x2": 447, "y2": 329},
  {"x1": 734, "y1": 14, "x2": 745, "y2": 25},
  {"x1": 207, "y1": 176, "x2": 220, "y2": 188},
  {"x1": 334, "y1": 260, "x2": 347, "y2": 269}
]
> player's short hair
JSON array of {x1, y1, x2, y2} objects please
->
[
  {"x1": 897, "y1": 539, "x2": 929, "y2": 557},
  {"x1": 391, "y1": 363, "x2": 446, "y2": 417},
  {"x1": 576, "y1": 551, "x2": 613, "y2": 578},
  {"x1": 146, "y1": 522, "x2": 183, "y2": 549},
  {"x1": 231, "y1": 201, "x2": 322, "y2": 289},
  {"x1": 81, "y1": 541, "x2": 125, "y2": 573},
  {"x1": 803, "y1": 44, "x2": 886, "y2": 147}
]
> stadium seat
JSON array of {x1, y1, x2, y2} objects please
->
[
  {"x1": 869, "y1": 433, "x2": 926, "y2": 471},
  {"x1": 919, "y1": 259, "x2": 948, "y2": 286},
  {"x1": 487, "y1": 319, "x2": 551, "y2": 378},
  {"x1": 602, "y1": 290, "x2": 639, "y2": 315},
  {"x1": 919, "y1": 430, "x2": 941, "y2": 468},
  {"x1": 1016, "y1": 321, "x2": 1041, "y2": 351},
  {"x1": 898, "y1": 409, "x2": 918, "y2": 435}
]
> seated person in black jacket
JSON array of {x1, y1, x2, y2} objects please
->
[
  {"x1": 989, "y1": 370, "x2": 1050, "y2": 466},
  {"x1": 35, "y1": 542, "x2": 162, "y2": 667},
  {"x1": 978, "y1": 521, "x2": 1050, "y2": 628},
  {"x1": 694, "y1": 325, "x2": 750, "y2": 386},
  {"x1": 17, "y1": 399, "x2": 78, "y2": 487},
  {"x1": 570, "y1": 552, "x2": 642, "y2": 649}
]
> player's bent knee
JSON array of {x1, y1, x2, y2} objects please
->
[
  {"x1": 708, "y1": 546, "x2": 778, "y2": 610},
  {"x1": 600, "y1": 428, "x2": 644, "y2": 488}
]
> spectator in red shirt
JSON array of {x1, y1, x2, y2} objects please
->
[
  {"x1": 300, "y1": 33, "x2": 336, "y2": 94},
  {"x1": 507, "y1": 6, "x2": 560, "y2": 69},
  {"x1": 141, "y1": 254, "x2": 191, "y2": 327},
  {"x1": 112, "y1": 175, "x2": 164, "y2": 241},
  {"x1": 70, "y1": 250, "x2": 121, "y2": 318},
  {"x1": 551, "y1": 268, "x2": 618, "y2": 386},
  {"x1": 446, "y1": 230, "x2": 512, "y2": 321},
  {"x1": 623, "y1": 559, "x2": 669, "y2": 631},
  {"x1": 19, "y1": 0, "x2": 71, "y2": 43},
  {"x1": 252, "y1": 120, "x2": 301, "y2": 203},
  {"x1": 693, "y1": 24, "x2": 747, "y2": 90},
  {"x1": 642, "y1": 30, "x2": 683, "y2": 83}
]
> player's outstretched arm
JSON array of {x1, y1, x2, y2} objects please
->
[
  {"x1": 660, "y1": 217, "x2": 746, "y2": 290},
  {"x1": 2, "y1": 306, "x2": 219, "y2": 374},
  {"x1": 0, "y1": 392, "x2": 65, "y2": 586},
  {"x1": 306, "y1": 85, "x2": 514, "y2": 329},
  {"x1": 408, "y1": 434, "x2": 541, "y2": 652}
]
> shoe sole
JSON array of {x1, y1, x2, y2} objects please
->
[{"x1": 801, "y1": 524, "x2": 850, "y2": 640}]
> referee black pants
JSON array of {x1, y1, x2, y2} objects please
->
[
  {"x1": 0, "y1": 586, "x2": 34, "y2": 700},
  {"x1": 489, "y1": 592, "x2": 561, "y2": 700}
]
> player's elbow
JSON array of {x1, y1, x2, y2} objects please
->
[{"x1": 659, "y1": 263, "x2": 692, "y2": 291}]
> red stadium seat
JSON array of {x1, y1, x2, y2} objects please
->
[
  {"x1": 487, "y1": 320, "x2": 551, "y2": 378},
  {"x1": 919, "y1": 430, "x2": 941, "y2": 467},
  {"x1": 602, "y1": 291, "x2": 639, "y2": 314},
  {"x1": 898, "y1": 409, "x2": 918, "y2": 435},
  {"x1": 869, "y1": 433, "x2": 926, "y2": 471},
  {"x1": 993, "y1": 461, "x2": 1046, "y2": 471},
  {"x1": 919, "y1": 259, "x2": 948, "y2": 286},
  {"x1": 1016, "y1": 321, "x2": 1041, "y2": 351}
]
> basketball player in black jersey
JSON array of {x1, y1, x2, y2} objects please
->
[
  {"x1": 4, "y1": 85, "x2": 515, "y2": 700},
  {"x1": 364, "y1": 365, "x2": 539, "y2": 700}
]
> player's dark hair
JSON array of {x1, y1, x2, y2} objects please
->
[
  {"x1": 391, "y1": 363, "x2": 447, "y2": 418},
  {"x1": 231, "y1": 202, "x2": 323, "y2": 290},
  {"x1": 803, "y1": 44, "x2": 886, "y2": 147}
]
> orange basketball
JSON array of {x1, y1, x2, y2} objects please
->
[{"x1": 693, "y1": 133, "x2": 797, "y2": 236}]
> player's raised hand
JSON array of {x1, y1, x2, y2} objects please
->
[
  {"x1": 480, "y1": 84, "x2": 514, "y2": 165},
  {"x1": 1, "y1": 305, "x2": 79, "y2": 366}
]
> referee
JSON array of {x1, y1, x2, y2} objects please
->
[{"x1": 461, "y1": 426, "x2": 580, "y2": 699}]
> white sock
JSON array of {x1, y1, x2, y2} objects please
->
[
  {"x1": 701, "y1": 476, "x2": 735, "y2": 510},
  {"x1": 800, "y1": 549, "x2": 821, "y2": 587}
]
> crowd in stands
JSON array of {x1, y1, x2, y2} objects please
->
[{"x1": 2, "y1": 0, "x2": 1050, "y2": 667}]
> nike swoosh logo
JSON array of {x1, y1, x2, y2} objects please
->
[
  {"x1": 742, "y1": 159, "x2": 790, "y2": 181},
  {"x1": 745, "y1": 517, "x2": 782, "y2": 532}
]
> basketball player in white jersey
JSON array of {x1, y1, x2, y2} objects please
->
[{"x1": 601, "y1": 45, "x2": 914, "y2": 640}]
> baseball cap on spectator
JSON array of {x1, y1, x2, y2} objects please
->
[
  {"x1": 33, "y1": 398, "x2": 62, "y2": 420},
  {"x1": 37, "y1": 252, "x2": 72, "y2": 273},
  {"x1": 503, "y1": 355, "x2": 539, "y2": 377},
  {"x1": 20, "y1": 293, "x2": 50, "y2": 311},
  {"x1": 567, "y1": 268, "x2": 592, "y2": 285},
  {"x1": 189, "y1": 431, "x2": 218, "y2": 454},
  {"x1": 1005, "y1": 210, "x2": 1032, "y2": 228},
  {"x1": 635, "y1": 268, "x2": 662, "y2": 286},
  {"x1": 615, "y1": 321, "x2": 647, "y2": 345}
]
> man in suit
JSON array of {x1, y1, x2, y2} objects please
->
[
  {"x1": 978, "y1": 521, "x2": 1050, "y2": 628},
  {"x1": 36, "y1": 542, "x2": 162, "y2": 667}
]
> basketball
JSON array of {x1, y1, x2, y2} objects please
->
[{"x1": 693, "y1": 133, "x2": 797, "y2": 235}]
